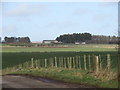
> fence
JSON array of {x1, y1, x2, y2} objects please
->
[{"x1": 2, "y1": 54, "x2": 114, "y2": 75}]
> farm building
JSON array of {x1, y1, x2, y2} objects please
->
[
  {"x1": 75, "y1": 42, "x2": 80, "y2": 45},
  {"x1": 42, "y1": 40, "x2": 58, "y2": 44},
  {"x1": 81, "y1": 42, "x2": 86, "y2": 44},
  {"x1": 75, "y1": 42, "x2": 86, "y2": 45}
]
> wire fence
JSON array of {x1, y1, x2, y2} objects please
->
[{"x1": 2, "y1": 53, "x2": 118, "y2": 75}]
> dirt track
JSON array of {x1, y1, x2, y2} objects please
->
[{"x1": 2, "y1": 75, "x2": 94, "y2": 89}]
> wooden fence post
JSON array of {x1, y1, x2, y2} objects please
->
[
  {"x1": 84, "y1": 55, "x2": 87, "y2": 70},
  {"x1": 72, "y1": 57, "x2": 75, "y2": 68},
  {"x1": 45, "y1": 58, "x2": 47, "y2": 68},
  {"x1": 67, "y1": 57, "x2": 69, "y2": 68},
  {"x1": 60, "y1": 57, "x2": 62, "y2": 68},
  {"x1": 55, "y1": 57, "x2": 57, "y2": 68},
  {"x1": 42, "y1": 59, "x2": 45, "y2": 68},
  {"x1": 78, "y1": 56, "x2": 81, "y2": 69},
  {"x1": 31, "y1": 58, "x2": 34, "y2": 68},
  {"x1": 99, "y1": 54, "x2": 102, "y2": 70},
  {"x1": 40, "y1": 59, "x2": 42, "y2": 67},
  {"x1": 61, "y1": 57, "x2": 64, "y2": 68},
  {"x1": 69, "y1": 57, "x2": 72, "y2": 69},
  {"x1": 92, "y1": 55, "x2": 96, "y2": 71},
  {"x1": 107, "y1": 54, "x2": 111, "y2": 72},
  {"x1": 41, "y1": 59, "x2": 44, "y2": 68},
  {"x1": 88, "y1": 55, "x2": 91, "y2": 71},
  {"x1": 64, "y1": 57, "x2": 66, "y2": 68},
  {"x1": 76, "y1": 56, "x2": 79, "y2": 69},
  {"x1": 58, "y1": 57, "x2": 61, "y2": 68},
  {"x1": 95, "y1": 56, "x2": 99, "y2": 73}
]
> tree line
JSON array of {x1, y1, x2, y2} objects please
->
[
  {"x1": 4, "y1": 37, "x2": 31, "y2": 43},
  {"x1": 56, "y1": 33, "x2": 118, "y2": 44},
  {"x1": 2, "y1": 32, "x2": 118, "y2": 44},
  {"x1": 56, "y1": 33, "x2": 91, "y2": 43}
]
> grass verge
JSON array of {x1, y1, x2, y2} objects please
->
[{"x1": 6, "y1": 68, "x2": 118, "y2": 88}]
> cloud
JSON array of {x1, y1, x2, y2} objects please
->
[{"x1": 4, "y1": 3, "x2": 48, "y2": 17}]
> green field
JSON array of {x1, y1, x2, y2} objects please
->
[
  {"x1": 2, "y1": 44, "x2": 118, "y2": 69},
  {"x1": 1, "y1": 44, "x2": 119, "y2": 88},
  {"x1": 2, "y1": 51, "x2": 118, "y2": 69},
  {"x1": 2, "y1": 44, "x2": 117, "y2": 52}
]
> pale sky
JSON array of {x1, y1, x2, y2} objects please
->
[{"x1": 1, "y1": 2, "x2": 118, "y2": 41}]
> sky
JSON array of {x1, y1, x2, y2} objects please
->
[{"x1": 1, "y1": 2, "x2": 118, "y2": 41}]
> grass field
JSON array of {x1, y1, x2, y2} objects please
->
[
  {"x1": 2, "y1": 44, "x2": 118, "y2": 68},
  {"x1": 2, "y1": 51, "x2": 118, "y2": 69},
  {"x1": 1, "y1": 44, "x2": 117, "y2": 52},
  {"x1": 1, "y1": 44, "x2": 119, "y2": 88}
]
